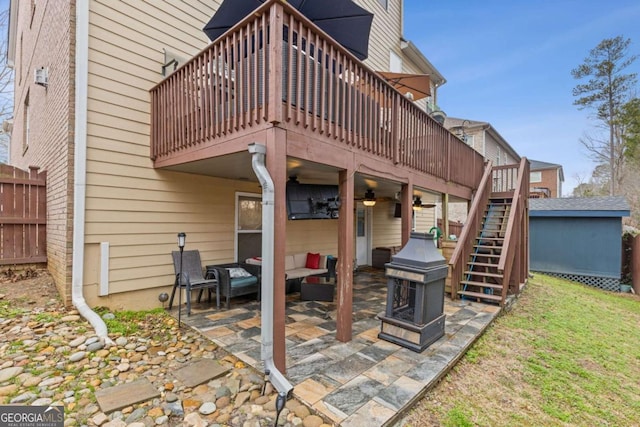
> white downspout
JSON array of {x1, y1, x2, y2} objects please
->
[
  {"x1": 248, "y1": 143, "x2": 293, "y2": 400},
  {"x1": 72, "y1": 1, "x2": 113, "y2": 346}
]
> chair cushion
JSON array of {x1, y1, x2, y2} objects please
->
[
  {"x1": 285, "y1": 255, "x2": 296, "y2": 271},
  {"x1": 293, "y1": 253, "x2": 308, "y2": 268},
  {"x1": 305, "y1": 252, "x2": 320, "y2": 269},
  {"x1": 227, "y1": 267, "x2": 253, "y2": 278},
  {"x1": 230, "y1": 276, "x2": 258, "y2": 288}
]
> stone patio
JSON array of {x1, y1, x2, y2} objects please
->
[{"x1": 178, "y1": 268, "x2": 505, "y2": 426}]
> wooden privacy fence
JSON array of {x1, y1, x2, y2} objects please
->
[
  {"x1": 0, "y1": 165, "x2": 47, "y2": 265},
  {"x1": 622, "y1": 233, "x2": 640, "y2": 293}
]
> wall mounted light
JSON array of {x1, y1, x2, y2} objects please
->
[{"x1": 363, "y1": 189, "x2": 376, "y2": 207}]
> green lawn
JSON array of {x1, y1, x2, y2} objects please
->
[{"x1": 401, "y1": 274, "x2": 640, "y2": 427}]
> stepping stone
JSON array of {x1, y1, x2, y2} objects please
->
[
  {"x1": 95, "y1": 379, "x2": 160, "y2": 413},
  {"x1": 172, "y1": 359, "x2": 229, "y2": 388}
]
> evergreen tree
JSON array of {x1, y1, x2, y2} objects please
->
[{"x1": 571, "y1": 36, "x2": 637, "y2": 195}]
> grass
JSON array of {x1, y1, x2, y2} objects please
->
[
  {"x1": 94, "y1": 307, "x2": 170, "y2": 336},
  {"x1": 402, "y1": 274, "x2": 640, "y2": 427},
  {"x1": 0, "y1": 300, "x2": 26, "y2": 318}
]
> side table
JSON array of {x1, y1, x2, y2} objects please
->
[{"x1": 300, "y1": 275, "x2": 336, "y2": 302}]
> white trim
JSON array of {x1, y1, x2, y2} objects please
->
[
  {"x1": 235, "y1": 191, "x2": 262, "y2": 262},
  {"x1": 72, "y1": 1, "x2": 112, "y2": 345},
  {"x1": 99, "y1": 242, "x2": 109, "y2": 296},
  {"x1": 7, "y1": 0, "x2": 18, "y2": 68}
]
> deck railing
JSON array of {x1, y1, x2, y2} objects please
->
[
  {"x1": 449, "y1": 161, "x2": 493, "y2": 299},
  {"x1": 498, "y1": 157, "x2": 530, "y2": 299},
  {"x1": 150, "y1": 0, "x2": 484, "y2": 189}
]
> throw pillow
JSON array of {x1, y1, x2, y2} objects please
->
[
  {"x1": 227, "y1": 267, "x2": 252, "y2": 278},
  {"x1": 305, "y1": 252, "x2": 320, "y2": 269}
]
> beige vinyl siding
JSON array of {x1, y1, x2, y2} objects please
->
[
  {"x1": 371, "y1": 201, "x2": 402, "y2": 249},
  {"x1": 484, "y1": 133, "x2": 500, "y2": 166},
  {"x1": 84, "y1": 0, "x2": 230, "y2": 305},
  {"x1": 286, "y1": 220, "x2": 339, "y2": 256},
  {"x1": 413, "y1": 208, "x2": 437, "y2": 233},
  {"x1": 357, "y1": 0, "x2": 403, "y2": 72}
]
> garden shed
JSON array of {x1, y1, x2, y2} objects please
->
[{"x1": 529, "y1": 197, "x2": 630, "y2": 291}]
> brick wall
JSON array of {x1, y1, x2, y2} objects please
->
[
  {"x1": 531, "y1": 168, "x2": 560, "y2": 198},
  {"x1": 10, "y1": 0, "x2": 75, "y2": 305}
]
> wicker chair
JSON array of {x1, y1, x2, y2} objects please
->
[{"x1": 206, "y1": 263, "x2": 261, "y2": 309}]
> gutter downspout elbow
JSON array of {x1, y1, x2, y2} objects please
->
[
  {"x1": 72, "y1": 0, "x2": 113, "y2": 347},
  {"x1": 248, "y1": 143, "x2": 293, "y2": 399}
]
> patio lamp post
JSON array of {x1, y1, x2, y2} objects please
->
[{"x1": 177, "y1": 232, "x2": 186, "y2": 327}]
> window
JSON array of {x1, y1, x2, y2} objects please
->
[
  {"x1": 236, "y1": 193, "x2": 262, "y2": 262},
  {"x1": 465, "y1": 134, "x2": 474, "y2": 147},
  {"x1": 378, "y1": 0, "x2": 388, "y2": 10},
  {"x1": 530, "y1": 171, "x2": 542, "y2": 183},
  {"x1": 496, "y1": 147, "x2": 502, "y2": 166},
  {"x1": 389, "y1": 51, "x2": 402, "y2": 73},
  {"x1": 23, "y1": 91, "x2": 30, "y2": 154}
]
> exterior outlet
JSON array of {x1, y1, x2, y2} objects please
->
[{"x1": 34, "y1": 67, "x2": 48, "y2": 87}]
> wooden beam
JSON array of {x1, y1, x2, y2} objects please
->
[
  {"x1": 266, "y1": 127, "x2": 288, "y2": 372},
  {"x1": 441, "y1": 193, "x2": 449, "y2": 239},
  {"x1": 401, "y1": 183, "x2": 413, "y2": 245},
  {"x1": 336, "y1": 166, "x2": 354, "y2": 342}
]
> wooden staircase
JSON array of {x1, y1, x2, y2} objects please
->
[
  {"x1": 458, "y1": 199, "x2": 511, "y2": 303},
  {"x1": 449, "y1": 158, "x2": 530, "y2": 306}
]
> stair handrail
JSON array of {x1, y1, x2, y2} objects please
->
[
  {"x1": 497, "y1": 157, "x2": 529, "y2": 299},
  {"x1": 449, "y1": 160, "x2": 493, "y2": 299}
]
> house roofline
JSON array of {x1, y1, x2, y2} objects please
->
[{"x1": 399, "y1": 39, "x2": 446, "y2": 87}]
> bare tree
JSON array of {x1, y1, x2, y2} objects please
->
[
  {"x1": 571, "y1": 36, "x2": 638, "y2": 195},
  {"x1": 0, "y1": 6, "x2": 13, "y2": 163}
]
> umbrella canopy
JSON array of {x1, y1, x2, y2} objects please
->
[
  {"x1": 377, "y1": 72, "x2": 432, "y2": 101},
  {"x1": 203, "y1": 0, "x2": 373, "y2": 61}
]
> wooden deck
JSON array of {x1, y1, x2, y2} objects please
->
[{"x1": 149, "y1": 0, "x2": 484, "y2": 193}]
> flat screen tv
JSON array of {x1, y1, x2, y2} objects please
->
[{"x1": 286, "y1": 180, "x2": 340, "y2": 220}]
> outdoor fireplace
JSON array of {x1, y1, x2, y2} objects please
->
[{"x1": 378, "y1": 232, "x2": 447, "y2": 352}]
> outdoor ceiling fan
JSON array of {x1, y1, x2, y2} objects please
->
[{"x1": 412, "y1": 196, "x2": 436, "y2": 211}]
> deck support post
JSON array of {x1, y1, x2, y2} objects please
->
[
  {"x1": 442, "y1": 193, "x2": 449, "y2": 239},
  {"x1": 401, "y1": 183, "x2": 413, "y2": 245},
  {"x1": 266, "y1": 127, "x2": 287, "y2": 372},
  {"x1": 336, "y1": 166, "x2": 354, "y2": 342}
]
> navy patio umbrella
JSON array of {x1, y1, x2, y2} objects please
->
[{"x1": 203, "y1": 0, "x2": 374, "y2": 61}]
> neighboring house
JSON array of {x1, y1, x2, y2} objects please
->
[
  {"x1": 442, "y1": 117, "x2": 520, "y2": 223},
  {"x1": 529, "y1": 197, "x2": 630, "y2": 291},
  {"x1": 444, "y1": 117, "x2": 520, "y2": 167},
  {"x1": 529, "y1": 159, "x2": 564, "y2": 198},
  {"x1": 7, "y1": 0, "x2": 530, "y2": 373}
]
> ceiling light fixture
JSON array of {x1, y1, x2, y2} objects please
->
[{"x1": 363, "y1": 189, "x2": 376, "y2": 207}]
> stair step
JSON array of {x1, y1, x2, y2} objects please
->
[
  {"x1": 464, "y1": 270, "x2": 503, "y2": 278},
  {"x1": 460, "y1": 280, "x2": 503, "y2": 289},
  {"x1": 457, "y1": 290, "x2": 503, "y2": 302},
  {"x1": 475, "y1": 237, "x2": 504, "y2": 241},
  {"x1": 467, "y1": 261, "x2": 498, "y2": 268},
  {"x1": 473, "y1": 245, "x2": 502, "y2": 250},
  {"x1": 471, "y1": 253, "x2": 501, "y2": 259}
]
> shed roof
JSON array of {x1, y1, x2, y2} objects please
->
[{"x1": 530, "y1": 196, "x2": 630, "y2": 218}]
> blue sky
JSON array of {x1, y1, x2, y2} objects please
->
[{"x1": 403, "y1": 0, "x2": 640, "y2": 195}]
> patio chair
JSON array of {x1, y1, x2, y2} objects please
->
[
  {"x1": 206, "y1": 262, "x2": 260, "y2": 309},
  {"x1": 169, "y1": 250, "x2": 220, "y2": 315}
]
